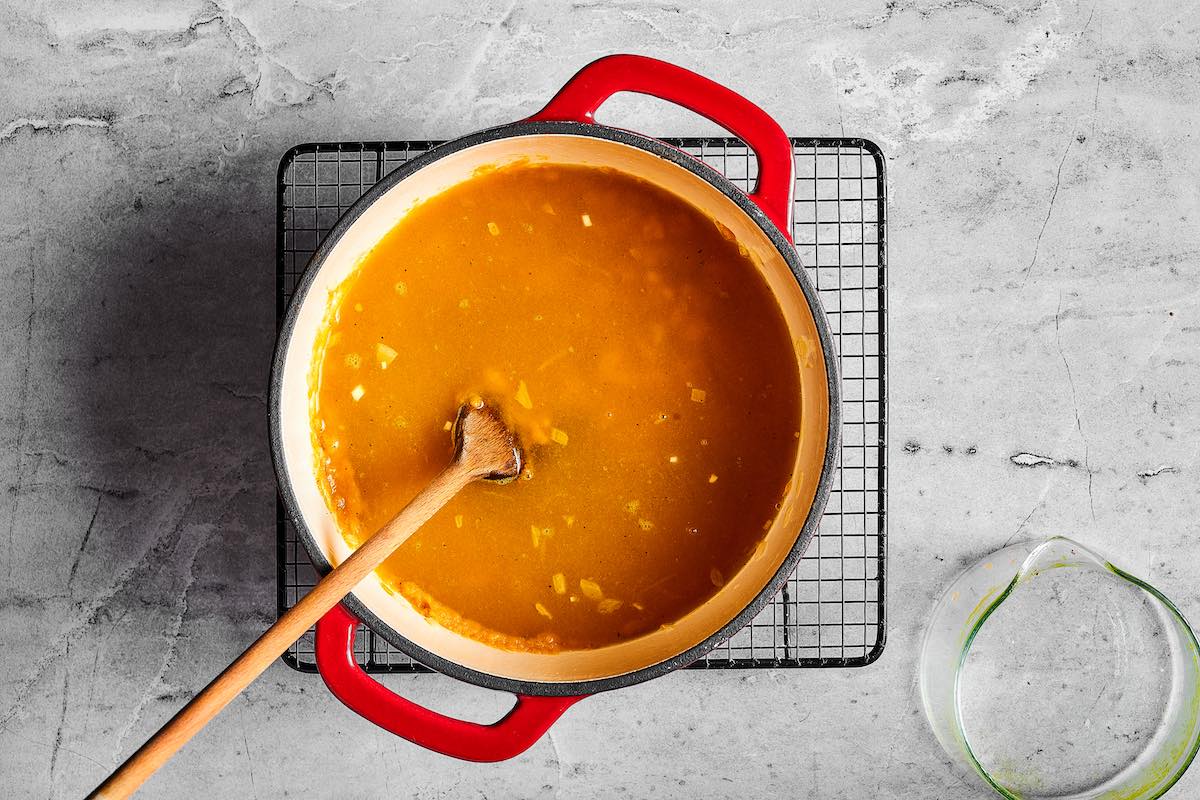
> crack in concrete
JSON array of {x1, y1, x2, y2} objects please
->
[
  {"x1": 812, "y1": 0, "x2": 1069, "y2": 147},
  {"x1": 1079, "y1": 0, "x2": 1099, "y2": 34},
  {"x1": 1, "y1": 728, "x2": 108, "y2": 772},
  {"x1": 0, "y1": 116, "x2": 112, "y2": 143},
  {"x1": 344, "y1": 37, "x2": 456, "y2": 73},
  {"x1": 0, "y1": 223, "x2": 31, "y2": 242},
  {"x1": 82, "y1": 645, "x2": 101, "y2": 745},
  {"x1": 0, "y1": 493, "x2": 202, "y2": 733},
  {"x1": 1021, "y1": 128, "x2": 1076, "y2": 286},
  {"x1": 48, "y1": 640, "x2": 71, "y2": 788},
  {"x1": 588, "y1": 3, "x2": 681, "y2": 43},
  {"x1": 135, "y1": 445, "x2": 179, "y2": 461},
  {"x1": 938, "y1": 70, "x2": 988, "y2": 86},
  {"x1": 110, "y1": 519, "x2": 211, "y2": 762},
  {"x1": 1137, "y1": 465, "x2": 1180, "y2": 481},
  {"x1": 725, "y1": 12, "x2": 821, "y2": 40},
  {"x1": 204, "y1": 1, "x2": 343, "y2": 111},
  {"x1": 212, "y1": 381, "x2": 267, "y2": 404},
  {"x1": 1089, "y1": 4, "x2": 1104, "y2": 141},
  {"x1": 434, "y1": 0, "x2": 518, "y2": 124},
  {"x1": 547, "y1": 725, "x2": 566, "y2": 799},
  {"x1": 4, "y1": 249, "x2": 35, "y2": 586},
  {"x1": 240, "y1": 710, "x2": 259, "y2": 800},
  {"x1": 814, "y1": 0, "x2": 849, "y2": 138},
  {"x1": 67, "y1": 2, "x2": 341, "y2": 113},
  {"x1": 0, "y1": 594, "x2": 49, "y2": 611},
  {"x1": 1009, "y1": 451, "x2": 1079, "y2": 468},
  {"x1": 80, "y1": 485, "x2": 140, "y2": 500},
  {"x1": 1054, "y1": 295, "x2": 1095, "y2": 520},
  {"x1": 25, "y1": 448, "x2": 69, "y2": 466},
  {"x1": 1003, "y1": 497, "x2": 1046, "y2": 547},
  {"x1": 67, "y1": 494, "x2": 104, "y2": 592},
  {"x1": 854, "y1": 0, "x2": 1052, "y2": 29}
]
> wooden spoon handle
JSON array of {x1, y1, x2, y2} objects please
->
[{"x1": 88, "y1": 462, "x2": 474, "y2": 800}]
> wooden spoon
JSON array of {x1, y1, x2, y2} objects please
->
[{"x1": 88, "y1": 398, "x2": 523, "y2": 799}]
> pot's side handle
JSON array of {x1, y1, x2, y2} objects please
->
[
  {"x1": 315, "y1": 604, "x2": 584, "y2": 762},
  {"x1": 527, "y1": 54, "x2": 795, "y2": 238}
]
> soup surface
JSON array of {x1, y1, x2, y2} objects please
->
[{"x1": 311, "y1": 161, "x2": 802, "y2": 652}]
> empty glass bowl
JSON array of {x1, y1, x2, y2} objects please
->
[{"x1": 919, "y1": 537, "x2": 1200, "y2": 799}]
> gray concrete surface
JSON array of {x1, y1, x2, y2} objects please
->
[{"x1": 2, "y1": 0, "x2": 1198, "y2": 797}]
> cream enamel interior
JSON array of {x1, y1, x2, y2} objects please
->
[{"x1": 277, "y1": 133, "x2": 830, "y2": 684}]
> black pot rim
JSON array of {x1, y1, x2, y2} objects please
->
[{"x1": 269, "y1": 120, "x2": 842, "y2": 697}]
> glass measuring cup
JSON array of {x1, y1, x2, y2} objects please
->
[{"x1": 919, "y1": 537, "x2": 1200, "y2": 799}]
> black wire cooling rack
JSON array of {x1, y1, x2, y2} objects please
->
[{"x1": 276, "y1": 138, "x2": 887, "y2": 672}]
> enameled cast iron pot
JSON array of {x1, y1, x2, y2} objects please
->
[{"x1": 270, "y1": 54, "x2": 841, "y2": 761}]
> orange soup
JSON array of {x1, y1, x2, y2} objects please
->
[{"x1": 311, "y1": 161, "x2": 802, "y2": 652}]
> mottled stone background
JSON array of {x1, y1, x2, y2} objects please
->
[{"x1": 1, "y1": 1, "x2": 1197, "y2": 797}]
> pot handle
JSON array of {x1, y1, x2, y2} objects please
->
[
  {"x1": 314, "y1": 604, "x2": 585, "y2": 762},
  {"x1": 527, "y1": 54, "x2": 794, "y2": 237}
]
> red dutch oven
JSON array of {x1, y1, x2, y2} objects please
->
[{"x1": 270, "y1": 54, "x2": 840, "y2": 761}]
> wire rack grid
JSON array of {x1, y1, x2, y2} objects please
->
[{"x1": 276, "y1": 137, "x2": 887, "y2": 671}]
